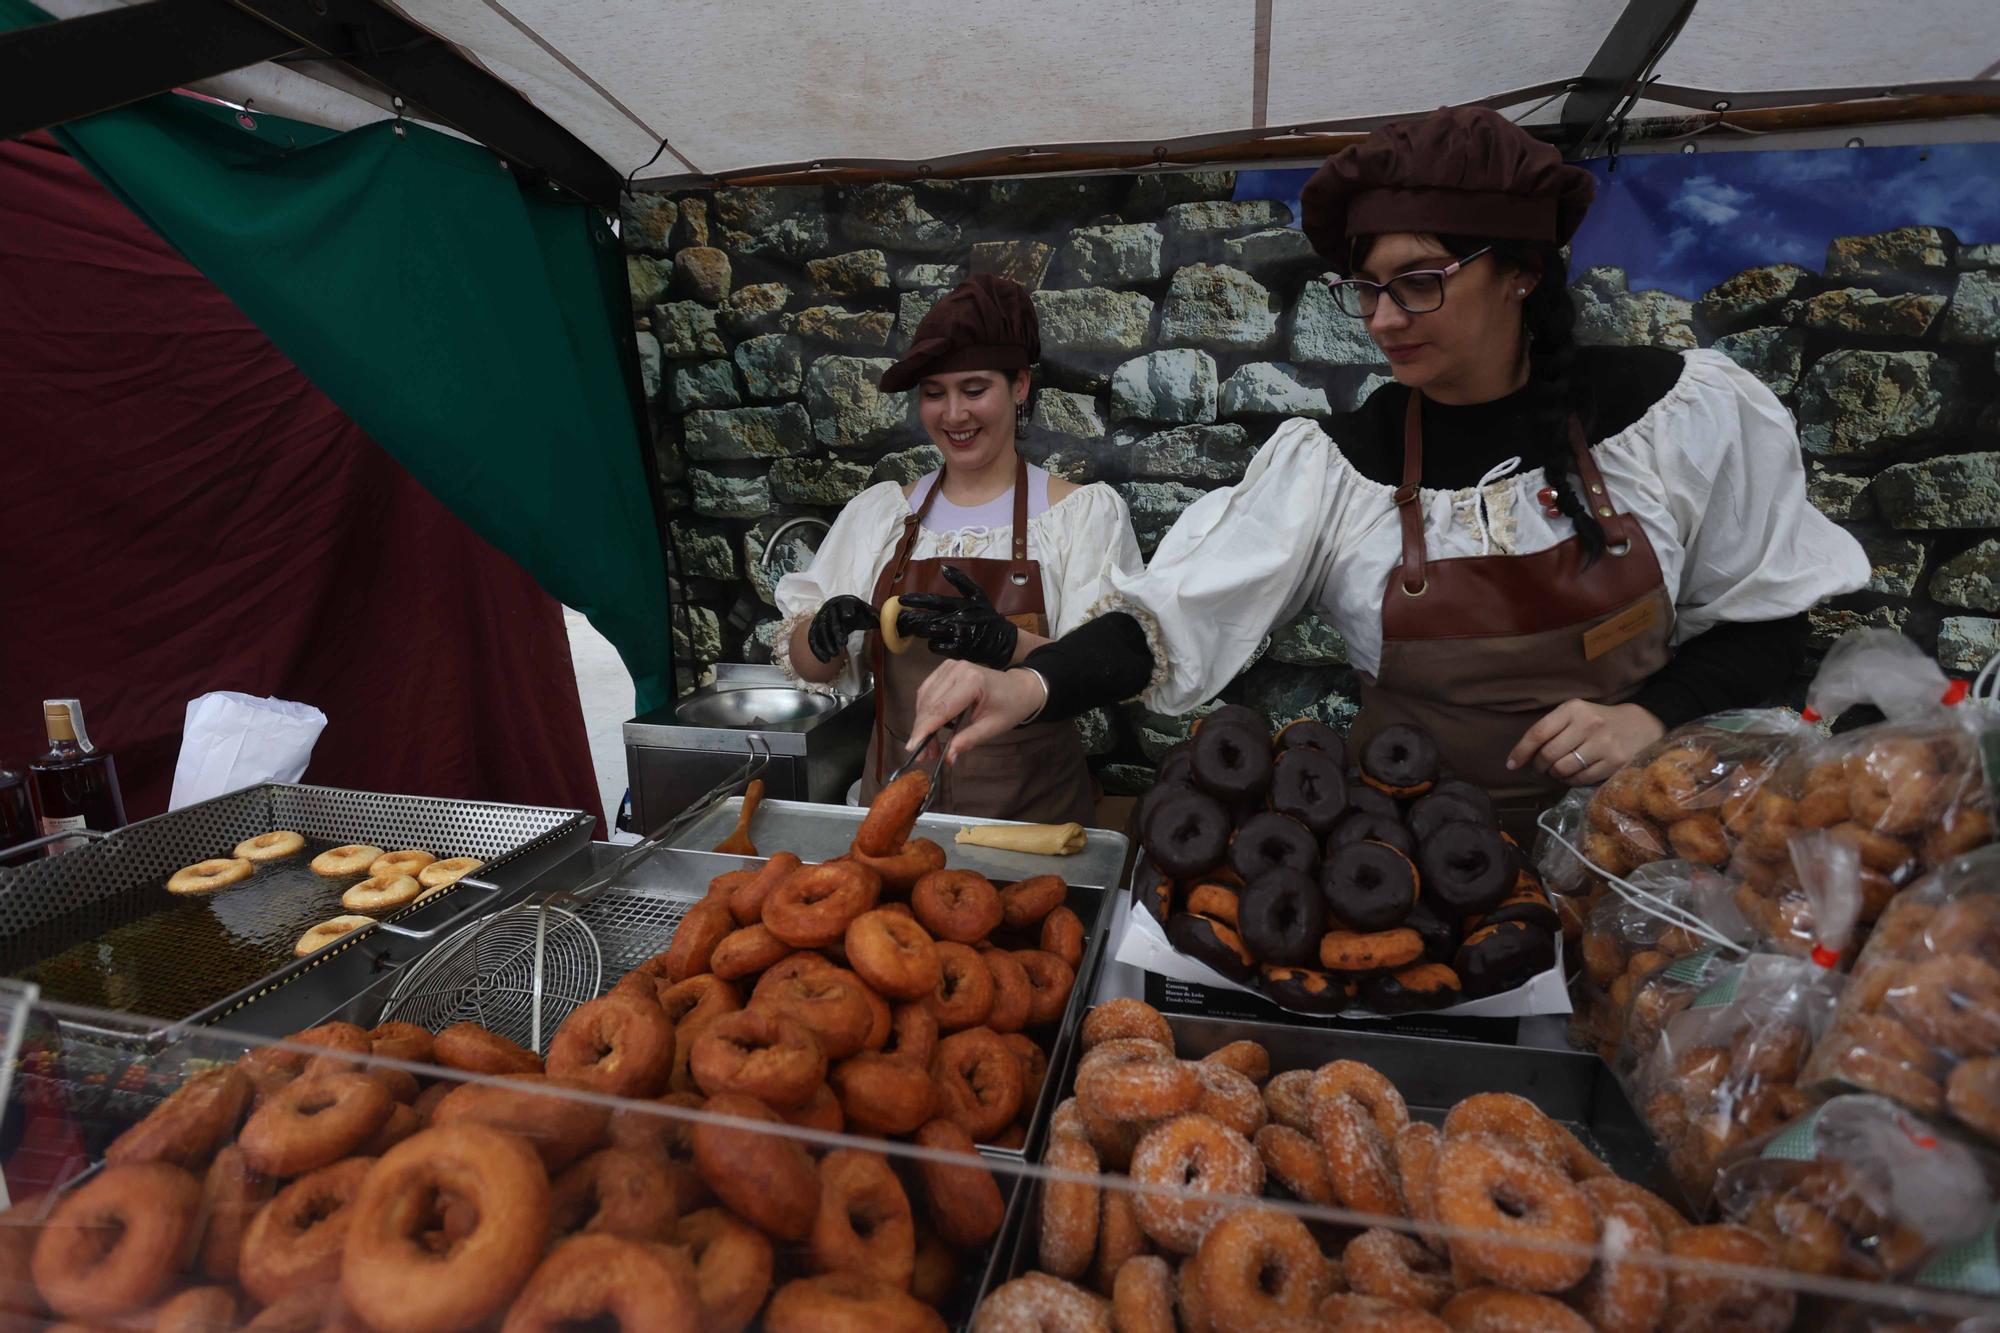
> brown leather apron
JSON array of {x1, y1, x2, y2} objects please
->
[
  {"x1": 1352, "y1": 396, "x2": 1675, "y2": 841},
  {"x1": 861, "y1": 456, "x2": 1097, "y2": 825}
]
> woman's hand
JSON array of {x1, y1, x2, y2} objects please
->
[
  {"x1": 1506, "y1": 700, "x2": 1665, "y2": 786},
  {"x1": 909, "y1": 661, "x2": 1046, "y2": 762}
]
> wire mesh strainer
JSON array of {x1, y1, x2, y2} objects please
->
[{"x1": 378, "y1": 737, "x2": 770, "y2": 1051}]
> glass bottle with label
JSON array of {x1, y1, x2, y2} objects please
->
[{"x1": 28, "y1": 700, "x2": 127, "y2": 854}]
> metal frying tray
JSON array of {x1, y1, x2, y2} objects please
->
[{"x1": 0, "y1": 783, "x2": 593, "y2": 1031}]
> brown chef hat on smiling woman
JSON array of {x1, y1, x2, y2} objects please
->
[
  {"x1": 878, "y1": 273, "x2": 1041, "y2": 393},
  {"x1": 1300, "y1": 105, "x2": 1596, "y2": 268}
]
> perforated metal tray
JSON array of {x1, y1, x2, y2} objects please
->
[{"x1": 0, "y1": 784, "x2": 593, "y2": 1031}]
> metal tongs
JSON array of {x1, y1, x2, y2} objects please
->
[{"x1": 883, "y1": 717, "x2": 958, "y2": 818}]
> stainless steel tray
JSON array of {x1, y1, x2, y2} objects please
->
[
  {"x1": 0, "y1": 783, "x2": 593, "y2": 1034},
  {"x1": 672, "y1": 797, "x2": 1132, "y2": 891},
  {"x1": 989, "y1": 1009, "x2": 1688, "y2": 1297}
]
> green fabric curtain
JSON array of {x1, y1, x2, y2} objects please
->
[{"x1": 3, "y1": 0, "x2": 672, "y2": 712}]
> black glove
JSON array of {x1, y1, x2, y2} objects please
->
[
  {"x1": 897, "y1": 565, "x2": 1020, "y2": 670},
  {"x1": 808, "y1": 595, "x2": 876, "y2": 662}
]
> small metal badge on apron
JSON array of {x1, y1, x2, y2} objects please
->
[
  {"x1": 862, "y1": 456, "x2": 1097, "y2": 826},
  {"x1": 1353, "y1": 396, "x2": 1675, "y2": 838}
]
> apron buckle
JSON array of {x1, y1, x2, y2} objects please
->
[{"x1": 1392, "y1": 482, "x2": 1421, "y2": 507}]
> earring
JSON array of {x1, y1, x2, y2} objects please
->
[
  {"x1": 1015, "y1": 399, "x2": 1031, "y2": 438},
  {"x1": 1517, "y1": 288, "x2": 1527, "y2": 296}
]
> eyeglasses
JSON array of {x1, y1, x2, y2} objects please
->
[{"x1": 1327, "y1": 246, "x2": 1494, "y2": 318}]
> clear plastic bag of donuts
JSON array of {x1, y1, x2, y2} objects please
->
[
  {"x1": 1799, "y1": 843, "x2": 2000, "y2": 1149},
  {"x1": 1568, "y1": 861, "x2": 1743, "y2": 1063},
  {"x1": 1610, "y1": 941, "x2": 1740, "y2": 1090},
  {"x1": 1727, "y1": 633, "x2": 1998, "y2": 948},
  {"x1": 1631, "y1": 948, "x2": 1848, "y2": 1207},
  {"x1": 1711, "y1": 1092, "x2": 1999, "y2": 1284}
]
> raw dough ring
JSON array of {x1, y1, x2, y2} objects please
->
[
  {"x1": 168, "y1": 858, "x2": 254, "y2": 895},
  {"x1": 880, "y1": 596, "x2": 912, "y2": 655},
  {"x1": 235, "y1": 831, "x2": 305, "y2": 862}
]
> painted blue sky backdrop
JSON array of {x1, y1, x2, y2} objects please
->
[{"x1": 1237, "y1": 141, "x2": 2000, "y2": 298}]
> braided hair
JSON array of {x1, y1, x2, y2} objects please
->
[{"x1": 1353, "y1": 234, "x2": 1606, "y2": 562}]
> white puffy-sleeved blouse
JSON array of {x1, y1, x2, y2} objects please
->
[
  {"x1": 775, "y1": 475, "x2": 1145, "y2": 694},
  {"x1": 1101, "y1": 349, "x2": 1872, "y2": 714}
]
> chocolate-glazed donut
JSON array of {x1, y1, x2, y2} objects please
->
[
  {"x1": 1418, "y1": 820, "x2": 1514, "y2": 914},
  {"x1": 1167, "y1": 913, "x2": 1257, "y2": 980},
  {"x1": 1269, "y1": 748, "x2": 1348, "y2": 837},
  {"x1": 1365, "y1": 963, "x2": 1464, "y2": 1014},
  {"x1": 1327, "y1": 810, "x2": 1415, "y2": 859},
  {"x1": 1344, "y1": 787, "x2": 1400, "y2": 822},
  {"x1": 1402, "y1": 896, "x2": 1460, "y2": 962},
  {"x1": 1359, "y1": 724, "x2": 1441, "y2": 799},
  {"x1": 1275, "y1": 720, "x2": 1346, "y2": 766},
  {"x1": 1198, "y1": 704, "x2": 1268, "y2": 738},
  {"x1": 1259, "y1": 966, "x2": 1351, "y2": 1015},
  {"x1": 1155, "y1": 744, "x2": 1195, "y2": 788},
  {"x1": 1428, "y1": 779, "x2": 1496, "y2": 823},
  {"x1": 1141, "y1": 788, "x2": 1231, "y2": 879},
  {"x1": 1136, "y1": 779, "x2": 1194, "y2": 841},
  {"x1": 1190, "y1": 722, "x2": 1274, "y2": 804},
  {"x1": 1320, "y1": 840, "x2": 1420, "y2": 932},
  {"x1": 1407, "y1": 790, "x2": 1492, "y2": 844},
  {"x1": 1237, "y1": 868, "x2": 1326, "y2": 967},
  {"x1": 1228, "y1": 812, "x2": 1320, "y2": 883},
  {"x1": 1455, "y1": 921, "x2": 1556, "y2": 998}
]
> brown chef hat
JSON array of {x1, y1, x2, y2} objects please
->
[
  {"x1": 878, "y1": 273, "x2": 1040, "y2": 393},
  {"x1": 1300, "y1": 106, "x2": 1595, "y2": 269}
]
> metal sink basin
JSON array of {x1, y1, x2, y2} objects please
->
[{"x1": 673, "y1": 687, "x2": 839, "y2": 731}]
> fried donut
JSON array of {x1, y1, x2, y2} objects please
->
[
  {"x1": 1314, "y1": 1094, "x2": 1402, "y2": 1217},
  {"x1": 1229, "y1": 812, "x2": 1321, "y2": 882},
  {"x1": 1257, "y1": 1123, "x2": 1337, "y2": 1204},
  {"x1": 677, "y1": 1207, "x2": 774, "y2": 1333},
  {"x1": 547, "y1": 1146, "x2": 679, "y2": 1243},
  {"x1": 238, "y1": 1072, "x2": 392, "y2": 1176},
  {"x1": 691, "y1": 1010, "x2": 826, "y2": 1109},
  {"x1": 1238, "y1": 867, "x2": 1326, "y2": 966},
  {"x1": 885, "y1": 1001, "x2": 941, "y2": 1067},
  {"x1": 434, "y1": 1022, "x2": 543, "y2": 1076},
  {"x1": 1322, "y1": 840, "x2": 1419, "y2": 932},
  {"x1": 1041, "y1": 905, "x2": 1086, "y2": 969},
  {"x1": 1189, "y1": 1206, "x2": 1332, "y2": 1324},
  {"x1": 728, "y1": 851, "x2": 803, "y2": 925},
  {"x1": 293, "y1": 915, "x2": 375, "y2": 956},
  {"x1": 106, "y1": 1064, "x2": 250, "y2": 1168},
  {"x1": 1442, "y1": 1092, "x2": 1571, "y2": 1169},
  {"x1": 310, "y1": 843, "x2": 384, "y2": 876},
  {"x1": 168, "y1": 857, "x2": 254, "y2": 895},
  {"x1": 362, "y1": 1101, "x2": 422, "y2": 1155},
  {"x1": 1946, "y1": 1054, "x2": 2000, "y2": 1138},
  {"x1": 1573, "y1": 1198, "x2": 1667, "y2": 1333},
  {"x1": 768, "y1": 1273, "x2": 948, "y2": 1333},
  {"x1": 1191, "y1": 1061, "x2": 1266, "y2": 1138},
  {"x1": 1262, "y1": 1068, "x2": 1315, "y2": 1134},
  {"x1": 1888, "y1": 954, "x2": 2000, "y2": 1056},
  {"x1": 146, "y1": 1286, "x2": 238, "y2": 1333},
  {"x1": 996, "y1": 874, "x2": 1066, "y2": 929},
  {"x1": 830, "y1": 1052, "x2": 937, "y2": 1134},
  {"x1": 1141, "y1": 788, "x2": 1233, "y2": 879},
  {"x1": 1432, "y1": 1134, "x2": 1595, "y2": 1291},
  {"x1": 194, "y1": 1145, "x2": 271, "y2": 1281},
  {"x1": 30, "y1": 1162, "x2": 201, "y2": 1319},
  {"x1": 1199, "y1": 1039, "x2": 1270, "y2": 1084},
  {"x1": 709, "y1": 923, "x2": 793, "y2": 980},
  {"x1": 857, "y1": 770, "x2": 931, "y2": 855},
  {"x1": 1847, "y1": 738, "x2": 1943, "y2": 836},
  {"x1": 235, "y1": 830, "x2": 304, "y2": 861},
  {"x1": 1360, "y1": 723, "x2": 1440, "y2": 798},
  {"x1": 238, "y1": 1156, "x2": 373, "y2": 1305},
  {"x1": 932, "y1": 1026, "x2": 1027, "y2": 1140},
  {"x1": 420, "y1": 856, "x2": 484, "y2": 889},
  {"x1": 1580, "y1": 1176, "x2": 1687, "y2": 1239},
  {"x1": 982, "y1": 947, "x2": 1034, "y2": 1033},
  {"x1": 367, "y1": 1020, "x2": 435, "y2": 1065},
  {"x1": 663, "y1": 896, "x2": 738, "y2": 981},
  {"x1": 428, "y1": 1073, "x2": 611, "y2": 1170},
  {"x1": 766, "y1": 861, "x2": 882, "y2": 947},
  {"x1": 1320, "y1": 927, "x2": 1424, "y2": 972},
  {"x1": 1441, "y1": 1287, "x2": 1595, "y2": 1333},
  {"x1": 912, "y1": 869, "x2": 1004, "y2": 943},
  {"x1": 369, "y1": 849, "x2": 436, "y2": 880},
  {"x1": 927, "y1": 941, "x2": 998, "y2": 1032},
  {"x1": 1185, "y1": 881, "x2": 1241, "y2": 926},
  {"x1": 1260, "y1": 964, "x2": 1353, "y2": 1014},
  {"x1": 1082, "y1": 999, "x2": 1175, "y2": 1052},
  {"x1": 755, "y1": 968, "x2": 877, "y2": 1058},
  {"x1": 502, "y1": 1233, "x2": 701, "y2": 1333},
  {"x1": 1113, "y1": 1255, "x2": 1176, "y2": 1333},
  {"x1": 1419, "y1": 821, "x2": 1513, "y2": 914},
  {"x1": 1078, "y1": 1050, "x2": 1199, "y2": 1121},
  {"x1": 688, "y1": 1092, "x2": 821, "y2": 1241},
  {"x1": 1129, "y1": 1114, "x2": 1264, "y2": 1254},
  {"x1": 782, "y1": 1082, "x2": 846, "y2": 1134},
  {"x1": 658, "y1": 975, "x2": 741, "y2": 1061},
  {"x1": 812, "y1": 1149, "x2": 916, "y2": 1288},
  {"x1": 906, "y1": 1119, "x2": 1004, "y2": 1252},
  {"x1": 1667, "y1": 814, "x2": 1730, "y2": 867},
  {"x1": 1006, "y1": 1031, "x2": 1050, "y2": 1106},
  {"x1": 1039, "y1": 1132, "x2": 1102, "y2": 1279},
  {"x1": 1314, "y1": 1060, "x2": 1409, "y2": 1139},
  {"x1": 1345, "y1": 1228, "x2": 1453, "y2": 1312},
  {"x1": 546, "y1": 992, "x2": 675, "y2": 1098},
  {"x1": 1661, "y1": 1224, "x2": 1793, "y2": 1333},
  {"x1": 843, "y1": 910, "x2": 942, "y2": 1001},
  {"x1": 847, "y1": 837, "x2": 948, "y2": 898},
  {"x1": 1092, "y1": 1187, "x2": 1146, "y2": 1296},
  {"x1": 1015, "y1": 949, "x2": 1077, "y2": 1026},
  {"x1": 1272, "y1": 746, "x2": 1350, "y2": 836},
  {"x1": 972, "y1": 1274, "x2": 1109, "y2": 1332},
  {"x1": 1396, "y1": 1122, "x2": 1445, "y2": 1251}
]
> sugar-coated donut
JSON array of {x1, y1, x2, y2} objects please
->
[
  {"x1": 1188, "y1": 1205, "x2": 1333, "y2": 1324},
  {"x1": 1129, "y1": 1114, "x2": 1264, "y2": 1254},
  {"x1": 310, "y1": 844, "x2": 384, "y2": 877},
  {"x1": 168, "y1": 857, "x2": 253, "y2": 895},
  {"x1": 1432, "y1": 1133, "x2": 1595, "y2": 1291},
  {"x1": 1080, "y1": 999, "x2": 1175, "y2": 1052},
  {"x1": 1311, "y1": 1094, "x2": 1401, "y2": 1215},
  {"x1": 1344, "y1": 1227, "x2": 1453, "y2": 1311},
  {"x1": 235, "y1": 830, "x2": 304, "y2": 862}
]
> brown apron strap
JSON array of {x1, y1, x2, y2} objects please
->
[
  {"x1": 1012, "y1": 454, "x2": 1029, "y2": 561},
  {"x1": 1394, "y1": 394, "x2": 1428, "y2": 597}
]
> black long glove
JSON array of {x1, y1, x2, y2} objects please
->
[
  {"x1": 807, "y1": 595, "x2": 876, "y2": 662},
  {"x1": 896, "y1": 565, "x2": 1019, "y2": 670}
]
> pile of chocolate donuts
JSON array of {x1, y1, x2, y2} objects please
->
[
  {"x1": 1137, "y1": 713, "x2": 1558, "y2": 1013},
  {"x1": 974, "y1": 998, "x2": 1798, "y2": 1332}
]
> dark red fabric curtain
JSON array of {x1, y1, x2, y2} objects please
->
[{"x1": 0, "y1": 133, "x2": 605, "y2": 828}]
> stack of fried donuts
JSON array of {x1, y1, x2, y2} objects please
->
[
  {"x1": 1570, "y1": 886, "x2": 1715, "y2": 1064},
  {"x1": 1136, "y1": 714, "x2": 1559, "y2": 1015},
  {"x1": 1799, "y1": 868, "x2": 2000, "y2": 1150},
  {"x1": 976, "y1": 998, "x2": 1800, "y2": 1333}
]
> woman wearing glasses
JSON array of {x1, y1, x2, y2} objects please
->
[{"x1": 909, "y1": 106, "x2": 1867, "y2": 831}]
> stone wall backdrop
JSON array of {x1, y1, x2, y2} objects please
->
[{"x1": 623, "y1": 172, "x2": 1999, "y2": 796}]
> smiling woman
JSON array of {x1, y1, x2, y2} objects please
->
[{"x1": 772, "y1": 274, "x2": 1143, "y2": 825}]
